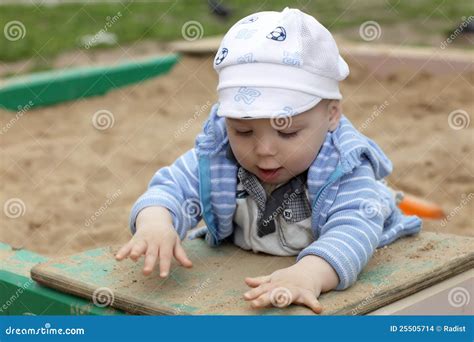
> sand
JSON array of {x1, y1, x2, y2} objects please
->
[{"x1": 0, "y1": 44, "x2": 472, "y2": 257}]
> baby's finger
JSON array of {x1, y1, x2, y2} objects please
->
[
  {"x1": 243, "y1": 283, "x2": 273, "y2": 301},
  {"x1": 296, "y1": 292, "x2": 323, "y2": 314},
  {"x1": 143, "y1": 244, "x2": 159, "y2": 276},
  {"x1": 115, "y1": 242, "x2": 133, "y2": 260},
  {"x1": 244, "y1": 275, "x2": 271, "y2": 288},
  {"x1": 174, "y1": 241, "x2": 193, "y2": 268},
  {"x1": 250, "y1": 292, "x2": 272, "y2": 309},
  {"x1": 158, "y1": 245, "x2": 173, "y2": 278},
  {"x1": 129, "y1": 240, "x2": 147, "y2": 261}
]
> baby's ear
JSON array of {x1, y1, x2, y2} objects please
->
[{"x1": 327, "y1": 100, "x2": 342, "y2": 131}]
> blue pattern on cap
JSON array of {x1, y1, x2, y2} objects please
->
[
  {"x1": 266, "y1": 26, "x2": 286, "y2": 41},
  {"x1": 282, "y1": 51, "x2": 302, "y2": 66},
  {"x1": 233, "y1": 87, "x2": 261, "y2": 105},
  {"x1": 235, "y1": 28, "x2": 258, "y2": 39},
  {"x1": 240, "y1": 16, "x2": 258, "y2": 24},
  {"x1": 237, "y1": 53, "x2": 256, "y2": 64},
  {"x1": 215, "y1": 48, "x2": 228, "y2": 65}
]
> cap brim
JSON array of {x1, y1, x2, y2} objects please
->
[{"x1": 216, "y1": 87, "x2": 322, "y2": 119}]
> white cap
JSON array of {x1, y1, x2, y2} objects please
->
[{"x1": 213, "y1": 7, "x2": 349, "y2": 119}]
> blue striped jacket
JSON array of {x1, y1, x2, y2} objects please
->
[{"x1": 129, "y1": 103, "x2": 422, "y2": 290}]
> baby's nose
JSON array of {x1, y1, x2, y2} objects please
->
[{"x1": 255, "y1": 138, "x2": 277, "y2": 157}]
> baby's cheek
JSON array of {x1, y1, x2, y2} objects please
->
[
  {"x1": 301, "y1": 136, "x2": 325, "y2": 164},
  {"x1": 229, "y1": 139, "x2": 251, "y2": 161},
  {"x1": 234, "y1": 149, "x2": 256, "y2": 170},
  {"x1": 291, "y1": 143, "x2": 318, "y2": 168},
  {"x1": 283, "y1": 154, "x2": 311, "y2": 177}
]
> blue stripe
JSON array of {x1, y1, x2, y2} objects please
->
[{"x1": 198, "y1": 156, "x2": 219, "y2": 245}]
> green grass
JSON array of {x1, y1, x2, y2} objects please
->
[{"x1": 0, "y1": 0, "x2": 472, "y2": 63}]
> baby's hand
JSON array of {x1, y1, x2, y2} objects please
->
[
  {"x1": 115, "y1": 206, "x2": 193, "y2": 277},
  {"x1": 243, "y1": 255, "x2": 339, "y2": 314}
]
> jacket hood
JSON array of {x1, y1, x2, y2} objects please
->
[{"x1": 331, "y1": 116, "x2": 393, "y2": 180}]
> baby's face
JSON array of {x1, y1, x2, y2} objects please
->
[{"x1": 226, "y1": 100, "x2": 341, "y2": 185}]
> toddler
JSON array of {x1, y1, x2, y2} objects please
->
[{"x1": 116, "y1": 7, "x2": 422, "y2": 313}]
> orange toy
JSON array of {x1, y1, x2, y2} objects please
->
[{"x1": 398, "y1": 193, "x2": 445, "y2": 219}]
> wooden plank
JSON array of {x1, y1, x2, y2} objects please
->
[
  {"x1": 0, "y1": 242, "x2": 48, "y2": 277},
  {"x1": 0, "y1": 54, "x2": 180, "y2": 111},
  {"x1": 0, "y1": 243, "x2": 124, "y2": 315},
  {"x1": 169, "y1": 37, "x2": 222, "y2": 55},
  {"x1": 30, "y1": 232, "x2": 474, "y2": 315},
  {"x1": 369, "y1": 269, "x2": 473, "y2": 315},
  {"x1": 0, "y1": 270, "x2": 124, "y2": 315}
]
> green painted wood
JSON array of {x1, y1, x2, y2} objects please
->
[
  {"x1": 30, "y1": 232, "x2": 474, "y2": 315},
  {"x1": 0, "y1": 242, "x2": 48, "y2": 278},
  {"x1": 0, "y1": 54, "x2": 180, "y2": 111},
  {"x1": 0, "y1": 271, "x2": 124, "y2": 315},
  {"x1": 0, "y1": 243, "x2": 124, "y2": 315}
]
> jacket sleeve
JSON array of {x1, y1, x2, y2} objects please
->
[
  {"x1": 296, "y1": 160, "x2": 385, "y2": 290},
  {"x1": 128, "y1": 148, "x2": 202, "y2": 240}
]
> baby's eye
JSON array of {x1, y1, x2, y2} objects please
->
[
  {"x1": 235, "y1": 130, "x2": 253, "y2": 137},
  {"x1": 278, "y1": 131, "x2": 298, "y2": 139}
]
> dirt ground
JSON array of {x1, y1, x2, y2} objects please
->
[{"x1": 0, "y1": 43, "x2": 472, "y2": 257}]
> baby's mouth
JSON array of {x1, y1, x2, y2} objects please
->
[
  {"x1": 257, "y1": 167, "x2": 282, "y2": 181},
  {"x1": 258, "y1": 166, "x2": 281, "y2": 171}
]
